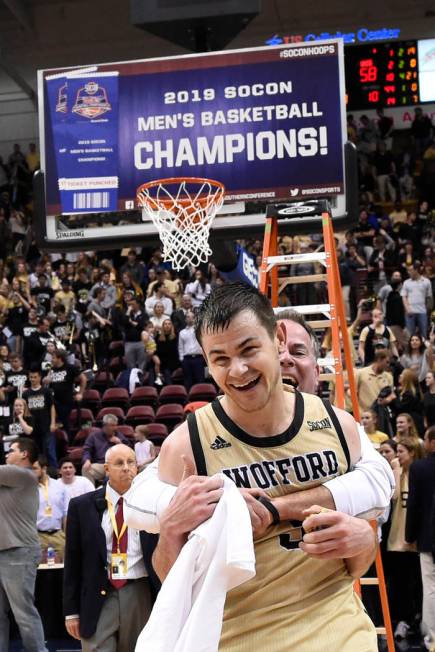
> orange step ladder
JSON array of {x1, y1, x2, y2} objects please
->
[{"x1": 259, "y1": 200, "x2": 395, "y2": 652}]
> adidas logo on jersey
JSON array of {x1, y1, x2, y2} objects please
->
[{"x1": 210, "y1": 436, "x2": 232, "y2": 450}]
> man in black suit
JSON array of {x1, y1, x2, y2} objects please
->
[
  {"x1": 63, "y1": 444, "x2": 159, "y2": 649},
  {"x1": 406, "y1": 426, "x2": 435, "y2": 649}
]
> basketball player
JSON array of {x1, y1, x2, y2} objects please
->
[{"x1": 153, "y1": 283, "x2": 378, "y2": 651}]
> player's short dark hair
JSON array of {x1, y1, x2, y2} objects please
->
[
  {"x1": 16, "y1": 437, "x2": 39, "y2": 464},
  {"x1": 194, "y1": 282, "x2": 276, "y2": 346}
]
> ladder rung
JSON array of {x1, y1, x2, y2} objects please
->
[
  {"x1": 319, "y1": 373, "x2": 336, "y2": 382},
  {"x1": 279, "y1": 274, "x2": 328, "y2": 287},
  {"x1": 360, "y1": 578, "x2": 380, "y2": 586},
  {"x1": 318, "y1": 357, "x2": 336, "y2": 367},
  {"x1": 274, "y1": 304, "x2": 331, "y2": 316},
  {"x1": 306, "y1": 319, "x2": 331, "y2": 329},
  {"x1": 265, "y1": 252, "x2": 327, "y2": 267},
  {"x1": 375, "y1": 627, "x2": 386, "y2": 635}
]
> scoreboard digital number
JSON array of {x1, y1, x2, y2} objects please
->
[{"x1": 346, "y1": 40, "x2": 419, "y2": 110}]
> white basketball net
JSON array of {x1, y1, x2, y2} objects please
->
[{"x1": 137, "y1": 179, "x2": 225, "y2": 271}]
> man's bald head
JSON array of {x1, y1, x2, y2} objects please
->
[{"x1": 104, "y1": 444, "x2": 137, "y2": 494}]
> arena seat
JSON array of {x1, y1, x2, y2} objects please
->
[
  {"x1": 155, "y1": 403, "x2": 185, "y2": 432},
  {"x1": 81, "y1": 389, "x2": 101, "y2": 414},
  {"x1": 125, "y1": 405, "x2": 155, "y2": 426},
  {"x1": 69, "y1": 408, "x2": 94, "y2": 430},
  {"x1": 158, "y1": 384, "x2": 188, "y2": 405},
  {"x1": 130, "y1": 386, "x2": 159, "y2": 408},
  {"x1": 188, "y1": 383, "x2": 217, "y2": 403},
  {"x1": 92, "y1": 371, "x2": 115, "y2": 393},
  {"x1": 116, "y1": 424, "x2": 135, "y2": 440},
  {"x1": 101, "y1": 387, "x2": 130, "y2": 410},
  {"x1": 170, "y1": 368, "x2": 184, "y2": 385},
  {"x1": 108, "y1": 356, "x2": 127, "y2": 377},
  {"x1": 73, "y1": 427, "x2": 92, "y2": 446},
  {"x1": 95, "y1": 406, "x2": 125, "y2": 424}
]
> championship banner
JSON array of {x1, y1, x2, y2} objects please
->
[{"x1": 39, "y1": 41, "x2": 346, "y2": 217}]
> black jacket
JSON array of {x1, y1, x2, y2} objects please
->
[
  {"x1": 63, "y1": 487, "x2": 160, "y2": 639},
  {"x1": 405, "y1": 453, "x2": 435, "y2": 553}
]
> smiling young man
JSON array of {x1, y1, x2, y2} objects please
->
[{"x1": 153, "y1": 282, "x2": 377, "y2": 652}]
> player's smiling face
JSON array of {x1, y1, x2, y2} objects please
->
[
  {"x1": 202, "y1": 309, "x2": 281, "y2": 413},
  {"x1": 277, "y1": 321, "x2": 319, "y2": 393}
]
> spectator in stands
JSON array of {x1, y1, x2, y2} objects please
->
[
  {"x1": 389, "y1": 201, "x2": 408, "y2": 228},
  {"x1": 57, "y1": 457, "x2": 94, "y2": 505},
  {"x1": 63, "y1": 444, "x2": 159, "y2": 646},
  {"x1": 386, "y1": 437, "x2": 423, "y2": 640},
  {"x1": 185, "y1": 269, "x2": 211, "y2": 308},
  {"x1": 367, "y1": 233, "x2": 396, "y2": 292},
  {"x1": 395, "y1": 413, "x2": 421, "y2": 444},
  {"x1": 90, "y1": 269, "x2": 117, "y2": 310},
  {"x1": 411, "y1": 108, "x2": 433, "y2": 159},
  {"x1": 54, "y1": 279, "x2": 75, "y2": 313},
  {"x1": 356, "y1": 349, "x2": 393, "y2": 413},
  {"x1": 358, "y1": 308, "x2": 398, "y2": 366},
  {"x1": 390, "y1": 370, "x2": 424, "y2": 437},
  {"x1": 376, "y1": 107, "x2": 394, "y2": 149},
  {"x1": 24, "y1": 368, "x2": 57, "y2": 467},
  {"x1": 0, "y1": 210, "x2": 11, "y2": 261},
  {"x1": 0, "y1": 438, "x2": 48, "y2": 652},
  {"x1": 25, "y1": 143, "x2": 40, "y2": 173},
  {"x1": 122, "y1": 295, "x2": 147, "y2": 370},
  {"x1": 357, "y1": 114, "x2": 377, "y2": 156},
  {"x1": 0, "y1": 157, "x2": 9, "y2": 194},
  {"x1": 4, "y1": 353, "x2": 28, "y2": 405},
  {"x1": 379, "y1": 438, "x2": 398, "y2": 466},
  {"x1": 31, "y1": 273, "x2": 54, "y2": 316},
  {"x1": 33, "y1": 454, "x2": 68, "y2": 561},
  {"x1": 134, "y1": 425, "x2": 156, "y2": 471},
  {"x1": 405, "y1": 426, "x2": 435, "y2": 651},
  {"x1": 81, "y1": 413, "x2": 131, "y2": 485},
  {"x1": 361, "y1": 409, "x2": 389, "y2": 448},
  {"x1": 373, "y1": 142, "x2": 397, "y2": 202},
  {"x1": 120, "y1": 249, "x2": 145, "y2": 286},
  {"x1": 47, "y1": 348, "x2": 87, "y2": 437},
  {"x1": 398, "y1": 212, "x2": 419, "y2": 250},
  {"x1": 178, "y1": 309, "x2": 206, "y2": 391},
  {"x1": 149, "y1": 301, "x2": 170, "y2": 334},
  {"x1": 423, "y1": 371, "x2": 435, "y2": 428},
  {"x1": 377, "y1": 271, "x2": 407, "y2": 351},
  {"x1": 171, "y1": 293, "x2": 193, "y2": 333},
  {"x1": 401, "y1": 262, "x2": 433, "y2": 337},
  {"x1": 8, "y1": 397, "x2": 33, "y2": 442},
  {"x1": 154, "y1": 318, "x2": 180, "y2": 385},
  {"x1": 73, "y1": 267, "x2": 92, "y2": 315},
  {"x1": 399, "y1": 333, "x2": 434, "y2": 383},
  {"x1": 145, "y1": 280, "x2": 173, "y2": 317}
]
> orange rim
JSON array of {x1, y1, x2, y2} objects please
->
[{"x1": 137, "y1": 176, "x2": 225, "y2": 210}]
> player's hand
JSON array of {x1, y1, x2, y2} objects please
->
[
  {"x1": 65, "y1": 617, "x2": 80, "y2": 640},
  {"x1": 238, "y1": 488, "x2": 273, "y2": 539},
  {"x1": 160, "y1": 460, "x2": 224, "y2": 539},
  {"x1": 300, "y1": 505, "x2": 375, "y2": 559}
]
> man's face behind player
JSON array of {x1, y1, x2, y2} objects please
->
[
  {"x1": 202, "y1": 309, "x2": 281, "y2": 414},
  {"x1": 277, "y1": 320, "x2": 319, "y2": 393}
]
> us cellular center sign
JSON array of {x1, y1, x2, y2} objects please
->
[{"x1": 39, "y1": 41, "x2": 347, "y2": 216}]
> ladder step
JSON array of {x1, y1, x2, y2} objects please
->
[
  {"x1": 279, "y1": 274, "x2": 328, "y2": 287},
  {"x1": 318, "y1": 357, "x2": 336, "y2": 367},
  {"x1": 375, "y1": 627, "x2": 387, "y2": 635},
  {"x1": 274, "y1": 304, "x2": 331, "y2": 316},
  {"x1": 360, "y1": 578, "x2": 380, "y2": 586},
  {"x1": 306, "y1": 319, "x2": 331, "y2": 329},
  {"x1": 265, "y1": 252, "x2": 327, "y2": 267}
]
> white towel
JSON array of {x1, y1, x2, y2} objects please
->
[{"x1": 135, "y1": 475, "x2": 255, "y2": 652}]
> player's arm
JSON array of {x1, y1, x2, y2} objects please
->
[{"x1": 152, "y1": 423, "x2": 223, "y2": 581}]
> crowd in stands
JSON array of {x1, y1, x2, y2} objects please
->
[{"x1": 0, "y1": 105, "x2": 434, "y2": 646}]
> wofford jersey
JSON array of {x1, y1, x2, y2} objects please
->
[{"x1": 189, "y1": 386, "x2": 376, "y2": 652}]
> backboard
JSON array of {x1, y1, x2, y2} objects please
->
[{"x1": 35, "y1": 40, "x2": 352, "y2": 251}]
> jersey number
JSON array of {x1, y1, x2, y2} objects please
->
[{"x1": 279, "y1": 521, "x2": 304, "y2": 551}]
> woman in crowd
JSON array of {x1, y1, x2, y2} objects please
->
[
  {"x1": 117, "y1": 270, "x2": 143, "y2": 303},
  {"x1": 395, "y1": 413, "x2": 421, "y2": 443},
  {"x1": 385, "y1": 438, "x2": 423, "y2": 640},
  {"x1": 379, "y1": 438, "x2": 398, "y2": 466},
  {"x1": 8, "y1": 397, "x2": 34, "y2": 438},
  {"x1": 423, "y1": 370, "x2": 435, "y2": 428},
  {"x1": 399, "y1": 334, "x2": 433, "y2": 384},
  {"x1": 149, "y1": 301, "x2": 170, "y2": 334},
  {"x1": 390, "y1": 369, "x2": 424, "y2": 435},
  {"x1": 155, "y1": 319, "x2": 180, "y2": 386},
  {"x1": 361, "y1": 409, "x2": 389, "y2": 448}
]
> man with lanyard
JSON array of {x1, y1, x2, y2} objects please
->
[
  {"x1": 0, "y1": 438, "x2": 48, "y2": 652},
  {"x1": 63, "y1": 444, "x2": 159, "y2": 648},
  {"x1": 46, "y1": 348, "x2": 87, "y2": 438},
  {"x1": 33, "y1": 454, "x2": 68, "y2": 560},
  {"x1": 24, "y1": 368, "x2": 57, "y2": 467}
]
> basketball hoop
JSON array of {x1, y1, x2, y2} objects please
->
[{"x1": 137, "y1": 177, "x2": 225, "y2": 270}]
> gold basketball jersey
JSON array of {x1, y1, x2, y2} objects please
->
[{"x1": 188, "y1": 386, "x2": 377, "y2": 652}]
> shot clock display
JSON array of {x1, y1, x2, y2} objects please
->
[{"x1": 346, "y1": 40, "x2": 419, "y2": 110}]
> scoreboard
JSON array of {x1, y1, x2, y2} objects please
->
[{"x1": 345, "y1": 38, "x2": 435, "y2": 110}]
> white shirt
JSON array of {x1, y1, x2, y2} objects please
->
[
  {"x1": 178, "y1": 326, "x2": 202, "y2": 359},
  {"x1": 101, "y1": 483, "x2": 147, "y2": 579},
  {"x1": 136, "y1": 475, "x2": 254, "y2": 652},
  {"x1": 185, "y1": 280, "x2": 211, "y2": 308},
  {"x1": 135, "y1": 440, "x2": 154, "y2": 466},
  {"x1": 145, "y1": 295, "x2": 173, "y2": 316},
  {"x1": 57, "y1": 475, "x2": 94, "y2": 506},
  {"x1": 37, "y1": 476, "x2": 68, "y2": 531}
]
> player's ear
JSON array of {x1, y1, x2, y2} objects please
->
[{"x1": 276, "y1": 322, "x2": 286, "y2": 349}]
